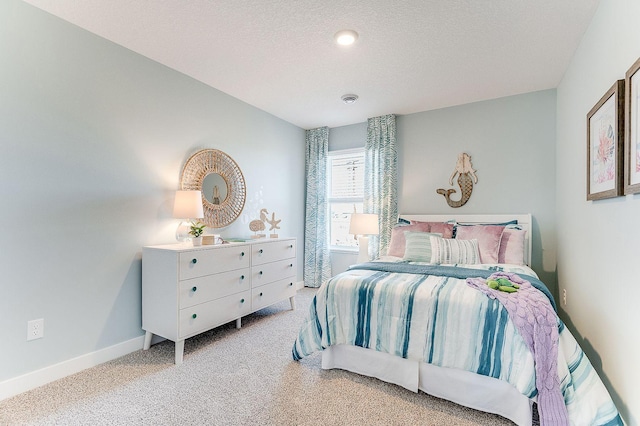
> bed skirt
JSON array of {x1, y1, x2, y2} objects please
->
[{"x1": 321, "y1": 345, "x2": 533, "y2": 426}]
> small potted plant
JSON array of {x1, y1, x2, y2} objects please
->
[{"x1": 189, "y1": 221, "x2": 206, "y2": 246}]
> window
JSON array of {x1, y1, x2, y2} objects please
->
[{"x1": 327, "y1": 149, "x2": 365, "y2": 249}]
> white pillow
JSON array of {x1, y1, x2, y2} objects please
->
[{"x1": 430, "y1": 237, "x2": 481, "y2": 265}]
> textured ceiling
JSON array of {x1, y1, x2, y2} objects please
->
[{"x1": 22, "y1": 0, "x2": 600, "y2": 129}]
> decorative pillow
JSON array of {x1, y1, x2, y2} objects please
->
[
  {"x1": 430, "y1": 237, "x2": 480, "y2": 265},
  {"x1": 454, "y1": 225, "x2": 505, "y2": 264},
  {"x1": 409, "y1": 220, "x2": 454, "y2": 238},
  {"x1": 387, "y1": 222, "x2": 431, "y2": 257},
  {"x1": 402, "y1": 231, "x2": 443, "y2": 262},
  {"x1": 498, "y1": 228, "x2": 527, "y2": 265},
  {"x1": 453, "y1": 220, "x2": 517, "y2": 238}
]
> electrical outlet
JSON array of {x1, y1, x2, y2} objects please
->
[
  {"x1": 562, "y1": 289, "x2": 567, "y2": 307},
  {"x1": 27, "y1": 318, "x2": 44, "y2": 341}
]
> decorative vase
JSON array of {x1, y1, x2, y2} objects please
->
[{"x1": 192, "y1": 236, "x2": 203, "y2": 247}]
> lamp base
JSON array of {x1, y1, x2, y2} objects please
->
[
  {"x1": 175, "y1": 221, "x2": 191, "y2": 242},
  {"x1": 356, "y1": 236, "x2": 370, "y2": 264}
]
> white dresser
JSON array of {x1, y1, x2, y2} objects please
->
[{"x1": 142, "y1": 238, "x2": 297, "y2": 364}]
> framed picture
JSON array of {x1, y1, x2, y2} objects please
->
[
  {"x1": 587, "y1": 80, "x2": 624, "y2": 201},
  {"x1": 625, "y1": 57, "x2": 640, "y2": 195}
]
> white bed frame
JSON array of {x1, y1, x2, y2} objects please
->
[{"x1": 322, "y1": 214, "x2": 535, "y2": 426}]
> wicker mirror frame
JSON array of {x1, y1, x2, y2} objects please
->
[{"x1": 180, "y1": 149, "x2": 246, "y2": 228}]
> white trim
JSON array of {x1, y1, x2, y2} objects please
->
[{"x1": 0, "y1": 335, "x2": 144, "y2": 401}]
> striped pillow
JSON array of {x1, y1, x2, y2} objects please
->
[
  {"x1": 430, "y1": 236, "x2": 480, "y2": 265},
  {"x1": 402, "y1": 231, "x2": 443, "y2": 262}
]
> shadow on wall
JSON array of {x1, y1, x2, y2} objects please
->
[
  {"x1": 97, "y1": 252, "x2": 145, "y2": 349},
  {"x1": 560, "y1": 313, "x2": 632, "y2": 425},
  {"x1": 530, "y1": 216, "x2": 558, "y2": 302}
]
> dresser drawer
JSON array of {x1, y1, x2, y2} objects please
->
[
  {"x1": 251, "y1": 240, "x2": 296, "y2": 266},
  {"x1": 251, "y1": 278, "x2": 296, "y2": 312},
  {"x1": 179, "y1": 268, "x2": 250, "y2": 309},
  {"x1": 251, "y1": 258, "x2": 296, "y2": 287},
  {"x1": 179, "y1": 290, "x2": 252, "y2": 339},
  {"x1": 179, "y1": 245, "x2": 250, "y2": 280}
]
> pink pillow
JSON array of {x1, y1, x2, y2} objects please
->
[
  {"x1": 409, "y1": 221, "x2": 454, "y2": 238},
  {"x1": 455, "y1": 225, "x2": 505, "y2": 263},
  {"x1": 387, "y1": 223, "x2": 431, "y2": 257},
  {"x1": 498, "y1": 228, "x2": 526, "y2": 265}
]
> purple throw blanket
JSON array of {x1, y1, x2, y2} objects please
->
[{"x1": 466, "y1": 272, "x2": 569, "y2": 426}]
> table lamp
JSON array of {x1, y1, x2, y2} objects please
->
[
  {"x1": 173, "y1": 190, "x2": 204, "y2": 241},
  {"x1": 349, "y1": 213, "x2": 379, "y2": 263}
]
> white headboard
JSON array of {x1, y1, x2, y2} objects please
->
[{"x1": 399, "y1": 213, "x2": 533, "y2": 266}]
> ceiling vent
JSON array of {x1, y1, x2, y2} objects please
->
[{"x1": 341, "y1": 94, "x2": 359, "y2": 104}]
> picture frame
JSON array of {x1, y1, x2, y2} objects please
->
[
  {"x1": 587, "y1": 80, "x2": 625, "y2": 201},
  {"x1": 625, "y1": 57, "x2": 640, "y2": 195}
]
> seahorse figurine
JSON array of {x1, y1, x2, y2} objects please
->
[{"x1": 436, "y1": 153, "x2": 478, "y2": 208}]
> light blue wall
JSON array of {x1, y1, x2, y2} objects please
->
[
  {"x1": 397, "y1": 90, "x2": 557, "y2": 291},
  {"x1": 0, "y1": 1, "x2": 305, "y2": 383},
  {"x1": 328, "y1": 91, "x2": 558, "y2": 287},
  {"x1": 556, "y1": 1, "x2": 640, "y2": 424}
]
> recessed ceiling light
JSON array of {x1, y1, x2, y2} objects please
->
[
  {"x1": 341, "y1": 94, "x2": 359, "y2": 104},
  {"x1": 334, "y1": 30, "x2": 358, "y2": 46}
]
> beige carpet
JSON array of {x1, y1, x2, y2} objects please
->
[{"x1": 0, "y1": 288, "x2": 530, "y2": 425}]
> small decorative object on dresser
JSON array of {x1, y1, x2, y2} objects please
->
[
  {"x1": 265, "y1": 211, "x2": 282, "y2": 238},
  {"x1": 142, "y1": 238, "x2": 297, "y2": 364},
  {"x1": 249, "y1": 208, "x2": 268, "y2": 238},
  {"x1": 189, "y1": 221, "x2": 206, "y2": 246}
]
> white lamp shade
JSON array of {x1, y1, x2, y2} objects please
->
[
  {"x1": 349, "y1": 213, "x2": 379, "y2": 235},
  {"x1": 173, "y1": 190, "x2": 204, "y2": 219}
]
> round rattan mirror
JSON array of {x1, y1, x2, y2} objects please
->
[{"x1": 180, "y1": 149, "x2": 246, "y2": 228}]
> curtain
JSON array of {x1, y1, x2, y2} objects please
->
[
  {"x1": 364, "y1": 114, "x2": 398, "y2": 258},
  {"x1": 303, "y1": 127, "x2": 332, "y2": 288}
]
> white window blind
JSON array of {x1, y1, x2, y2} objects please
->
[
  {"x1": 327, "y1": 150, "x2": 365, "y2": 249},
  {"x1": 329, "y1": 153, "x2": 364, "y2": 199}
]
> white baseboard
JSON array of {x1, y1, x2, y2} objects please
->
[{"x1": 0, "y1": 335, "x2": 144, "y2": 401}]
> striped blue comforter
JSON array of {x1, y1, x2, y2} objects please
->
[{"x1": 292, "y1": 262, "x2": 622, "y2": 426}]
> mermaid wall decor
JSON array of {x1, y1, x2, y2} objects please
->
[{"x1": 436, "y1": 152, "x2": 478, "y2": 208}]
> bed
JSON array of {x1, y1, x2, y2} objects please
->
[{"x1": 293, "y1": 214, "x2": 622, "y2": 426}]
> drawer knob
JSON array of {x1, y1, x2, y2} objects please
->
[
  {"x1": 259, "y1": 271, "x2": 263, "y2": 275},
  {"x1": 258, "y1": 249, "x2": 263, "y2": 254},
  {"x1": 240, "y1": 275, "x2": 245, "y2": 280},
  {"x1": 289, "y1": 244, "x2": 293, "y2": 248},
  {"x1": 289, "y1": 263, "x2": 293, "y2": 267},
  {"x1": 289, "y1": 282, "x2": 293, "y2": 287},
  {"x1": 240, "y1": 298, "x2": 245, "y2": 303},
  {"x1": 191, "y1": 258, "x2": 197, "y2": 264},
  {"x1": 259, "y1": 292, "x2": 263, "y2": 297},
  {"x1": 241, "y1": 252, "x2": 245, "y2": 257},
  {"x1": 192, "y1": 313, "x2": 197, "y2": 319},
  {"x1": 192, "y1": 286, "x2": 197, "y2": 292}
]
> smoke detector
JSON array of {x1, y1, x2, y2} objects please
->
[{"x1": 341, "y1": 94, "x2": 359, "y2": 104}]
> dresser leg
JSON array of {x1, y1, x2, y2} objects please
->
[
  {"x1": 175, "y1": 340, "x2": 185, "y2": 365},
  {"x1": 289, "y1": 295, "x2": 296, "y2": 310},
  {"x1": 143, "y1": 330, "x2": 153, "y2": 350},
  {"x1": 236, "y1": 318, "x2": 242, "y2": 329}
]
